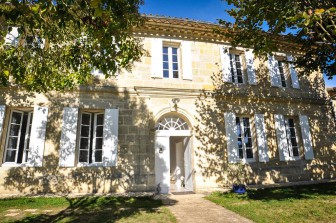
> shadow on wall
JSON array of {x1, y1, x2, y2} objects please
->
[
  {"x1": 1, "y1": 79, "x2": 156, "y2": 195},
  {"x1": 194, "y1": 62, "x2": 336, "y2": 187}
]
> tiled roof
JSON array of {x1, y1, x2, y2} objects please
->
[
  {"x1": 134, "y1": 14, "x2": 300, "y2": 52},
  {"x1": 134, "y1": 14, "x2": 227, "y2": 42}
]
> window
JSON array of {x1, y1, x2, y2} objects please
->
[
  {"x1": 79, "y1": 112, "x2": 104, "y2": 164},
  {"x1": 229, "y1": 53, "x2": 244, "y2": 83},
  {"x1": 162, "y1": 46, "x2": 179, "y2": 78},
  {"x1": 4, "y1": 110, "x2": 33, "y2": 164},
  {"x1": 236, "y1": 117, "x2": 254, "y2": 161},
  {"x1": 59, "y1": 108, "x2": 118, "y2": 167},
  {"x1": 284, "y1": 118, "x2": 299, "y2": 158},
  {"x1": 278, "y1": 61, "x2": 287, "y2": 87}
]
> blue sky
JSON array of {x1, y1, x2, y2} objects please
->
[{"x1": 140, "y1": 0, "x2": 336, "y2": 87}]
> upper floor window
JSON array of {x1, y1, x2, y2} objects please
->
[
  {"x1": 278, "y1": 61, "x2": 287, "y2": 87},
  {"x1": 229, "y1": 54, "x2": 244, "y2": 83},
  {"x1": 151, "y1": 39, "x2": 192, "y2": 80},
  {"x1": 79, "y1": 112, "x2": 104, "y2": 164},
  {"x1": 268, "y1": 54, "x2": 300, "y2": 89},
  {"x1": 162, "y1": 46, "x2": 179, "y2": 79},
  {"x1": 236, "y1": 116, "x2": 254, "y2": 161},
  {"x1": 220, "y1": 46, "x2": 257, "y2": 85},
  {"x1": 4, "y1": 110, "x2": 33, "y2": 164}
]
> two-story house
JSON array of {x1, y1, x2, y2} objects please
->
[{"x1": 0, "y1": 16, "x2": 335, "y2": 195}]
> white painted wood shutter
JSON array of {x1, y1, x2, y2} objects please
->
[
  {"x1": 5, "y1": 27, "x2": 19, "y2": 46},
  {"x1": 220, "y1": 46, "x2": 231, "y2": 82},
  {"x1": 245, "y1": 50, "x2": 257, "y2": 85},
  {"x1": 268, "y1": 55, "x2": 281, "y2": 87},
  {"x1": 59, "y1": 107, "x2": 79, "y2": 167},
  {"x1": 102, "y1": 109, "x2": 119, "y2": 166},
  {"x1": 287, "y1": 55, "x2": 300, "y2": 89},
  {"x1": 0, "y1": 105, "x2": 5, "y2": 141},
  {"x1": 224, "y1": 112, "x2": 239, "y2": 163},
  {"x1": 27, "y1": 106, "x2": 48, "y2": 167},
  {"x1": 299, "y1": 115, "x2": 314, "y2": 160},
  {"x1": 151, "y1": 38, "x2": 163, "y2": 78},
  {"x1": 254, "y1": 114, "x2": 269, "y2": 162},
  {"x1": 274, "y1": 114, "x2": 289, "y2": 161},
  {"x1": 182, "y1": 41, "x2": 192, "y2": 80}
]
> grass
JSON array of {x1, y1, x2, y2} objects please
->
[
  {"x1": 206, "y1": 182, "x2": 336, "y2": 223},
  {"x1": 0, "y1": 195, "x2": 176, "y2": 223}
]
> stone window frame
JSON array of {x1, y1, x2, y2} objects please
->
[
  {"x1": 274, "y1": 54, "x2": 291, "y2": 88},
  {"x1": 162, "y1": 42, "x2": 181, "y2": 79},
  {"x1": 77, "y1": 110, "x2": 105, "y2": 166},
  {"x1": 284, "y1": 116, "x2": 301, "y2": 160},
  {"x1": 235, "y1": 115, "x2": 256, "y2": 163},
  {"x1": 229, "y1": 50, "x2": 245, "y2": 84}
]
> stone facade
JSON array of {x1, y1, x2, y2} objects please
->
[{"x1": 0, "y1": 16, "x2": 335, "y2": 196}]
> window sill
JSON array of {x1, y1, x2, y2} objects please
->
[
  {"x1": 77, "y1": 162, "x2": 104, "y2": 167},
  {"x1": 239, "y1": 159, "x2": 256, "y2": 164},
  {"x1": 283, "y1": 156, "x2": 301, "y2": 161},
  {"x1": 1, "y1": 163, "x2": 28, "y2": 167}
]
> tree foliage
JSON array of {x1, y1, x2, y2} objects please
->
[
  {"x1": 220, "y1": 0, "x2": 336, "y2": 79},
  {"x1": 0, "y1": 0, "x2": 144, "y2": 92}
]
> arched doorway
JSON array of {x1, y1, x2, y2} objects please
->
[{"x1": 154, "y1": 115, "x2": 193, "y2": 194}]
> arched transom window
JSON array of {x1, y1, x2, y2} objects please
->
[{"x1": 157, "y1": 116, "x2": 189, "y2": 130}]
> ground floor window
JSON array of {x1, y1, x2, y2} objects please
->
[
  {"x1": 285, "y1": 118, "x2": 299, "y2": 158},
  {"x1": 236, "y1": 116, "x2": 254, "y2": 161},
  {"x1": 4, "y1": 110, "x2": 33, "y2": 164},
  {"x1": 78, "y1": 112, "x2": 104, "y2": 164}
]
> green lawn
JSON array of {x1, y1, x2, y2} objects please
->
[
  {"x1": 0, "y1": 195, "x2": 176, "y2": 223},
  {"x1": 206, "y1": 182, "x2": 336, "y2": 223}
]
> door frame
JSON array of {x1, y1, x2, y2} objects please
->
[{"x1": 154, "y1": 130, "x2": 193, "y2": 194}]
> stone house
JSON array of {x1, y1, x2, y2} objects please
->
[{"x1": 0, "y1": 16, "x2": 335, "y2": 196}]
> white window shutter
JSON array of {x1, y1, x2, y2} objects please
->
[
  {"x1": 274, "y1": 114, "x2": 289, "y2": 161},
  {"x1": 254, "y1": 114, "x2": 269, "y2": 162},
  {"x1": 151, "y1": 38, "x2": 163, "y2": 78},
  {"x1": 299, "y1": 115, "x2": 314, "y2": 160},
  {"x1": 59, "y1": 107, "x2": 79, "y2": 167},
  {"x1": 102, "y1": 109, "x2": 119, "y2": 166},
  {"x1": 287, "y1": 55, "x2": 300, "y2": 89},
  {"x1": 0, "y1": 105, "x2": 5, "y2": 140},
  {"x1": 220, "y1": 46, "x2": 231, "y2": 82},
  {"x1": 224, "y1": 112, "x2": 239, "y2": 163},
  {"x1": 27, "y1": 106, "x2": 48, "y2": 167},
  {"x1": 268, "y1": 55, "x2": 281, "y2": 87},
  {"x1": 182, "y1": 41, "x2": 192, "y2": 80},
  {"x1": 245, "y1": 50, "x2": 257, "y2": 85},
  {"x1": 5, "y1": 27, "x2": 19, "y2": 46}
]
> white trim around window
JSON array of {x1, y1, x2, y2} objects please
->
[
  {"x1": 3, "y1": 110, "x2": 33, "y2": 166},
  {"x1": 78, "y1": 112, "x2": 104, "y2": 166},
  {"x1": 162, "y1": 45, "x2": 180, "y2": 79},
  {"x1": 229, "y1": 53, "x2": 244, "y2": 84},
  {"x1": 284, "y1": 117, "x2": 300, "y2": 160},
  {"x1": 236, "y1": 116, "x2": 256, "y2": 163}
]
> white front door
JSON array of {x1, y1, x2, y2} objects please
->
[
  {"x1": 154, "y1": 136, "x2": 170, "y2": 194},
  {"x1": 184, "y1": 137, "x2": 193, "y2": 191}
]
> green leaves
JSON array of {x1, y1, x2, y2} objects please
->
[
  {"x1": 0, "y1": 0, "x2": 144, "y2": 92},
  {"x1": 220, "y1": 0, "x2": 336, "y2": 79}
]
